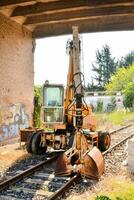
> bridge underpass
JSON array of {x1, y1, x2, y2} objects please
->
[{"x1": 0, "y1": 0, "x2": 134, "y2": 144}]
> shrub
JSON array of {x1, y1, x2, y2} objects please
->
[
  {"x1": 96, "y1": 100, "x2": 103, "y2": 113},
  {"x1": 95, "y1": 195, "x2": 111, "y2": 200},
  {"x1": 107, "y1": 96, "x2": 116, "y2": 112},
  {"x1": 123, "y1": 82, "x2": 134, "y2": 108},
  {"x1": 105, "y1": 64, "x2": 134, "y2": 92}
]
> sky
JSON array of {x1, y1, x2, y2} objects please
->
[{"x1": 34, "y1": 31, "x2": 134, "y2": 86}]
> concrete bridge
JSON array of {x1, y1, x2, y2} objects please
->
[
  {"x1": 0, "y1": 0, "x2": 134, "y2": 38},
  {"x1": 0, "y1": 0, "x2": 134, "y2": 144}
]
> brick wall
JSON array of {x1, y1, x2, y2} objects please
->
[{"x1": 0, "y1": 14, "x2": 34, "y2": 145}]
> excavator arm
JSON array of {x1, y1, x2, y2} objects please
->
[
  {"x1": 65, "y1": 27, "x2": 89, "y2": 130},
  {"x1": 55, "y1": 27, "x2": 105, "y2": 179}
]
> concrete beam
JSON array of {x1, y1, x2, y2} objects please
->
[
  {"x1": 0, "y1": 0, "x2": 35, "y2": 7},
  {"x1": 11, "y1": 0, "x2": 134, "y2": 17},
  {"x1": 24, "y1": 5, "x2": 134, "y2": 25},
  {"x1": 32, "y1": 15, "x2": 134, "y2": 38}
]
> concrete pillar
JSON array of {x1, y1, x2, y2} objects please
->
[{"x1": 0, "y1": 14, "x2": 34, "y2": 145}]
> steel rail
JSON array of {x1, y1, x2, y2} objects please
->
[
  {"x1": 103, "y1": 132, "x2": 134, "y2": 156},
  {"x1": 109, "y1": 124, "x2": 133, "y2": 135},
  {"x1": 0, "y1": 155, "x2": 58, "y2": 192},
  {"x1": 48, "y1": 173, "x2": 81, "y2": 200}
]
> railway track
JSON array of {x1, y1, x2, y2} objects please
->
[
  {"x1": 0, "y1": 124, "x2": 133, "y2": 200},
  {"x1": 0, "y1": 152, "x2": 80, "y2": 200},
  {"x1": 109, "y1": 123, "x2": 134, "y2": 146}
]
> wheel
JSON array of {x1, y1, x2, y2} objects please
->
[
  {"x1": 26, "y1": 132, "x2": 36, "y2": 153},
  {"x1": 98, "y1": 131, "x2": 111, "y2": 151},
  {"x1": 31, "y1": 131, "x2": 47, "y2": 155}
]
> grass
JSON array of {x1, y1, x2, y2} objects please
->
[
  {"x1": 96, "y1": 110, "x2": 134, "y2": 127},
  {"x1": 92, "y1": 176, "x2": 134, "y2": 200},
  {"x1": 66, "y1": 176, "x2": 134, "y2": 200}
]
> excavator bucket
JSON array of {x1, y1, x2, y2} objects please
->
[
  {"x1": 80, "y1": 146, "x2": 104, "y2": 179},
  {"x1": 55, "y1": 146, "x2": 104, "y2": 179},
  {"x1": 55, "y1": 152, "x2": 73, "y2": 176}
]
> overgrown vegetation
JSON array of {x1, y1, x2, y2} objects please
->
[
  {"x1": 118, "y1": 50, "x2": 134, "y2": 68},
  {"x1": 33, "y1": 85, "x2": 42, "y2": 128},
  {"x1": 96, "y1": 100, "x2": 103, "y2": 113},
  {"x1": 105, "y1": 64, "x2": 134, "y2": 108},
  {"x1": 105, "y1": 64, "x2": 134, "y2": 92},
  {"x1": 123, "y1": 82, "x2": 134, "y2": 108},
  {"x1": 88, "y1": 45, "x2": 116, "y2": 91},
  {"x1": 96, "y1": 110, "x2": 134, "y2": 126},
  {"x1": 93, "y1": 177, "x2": 134, "y2": 200},
  {"x1": 87, "y1": 47, "x2": 134, "y2": 92},
  {"x1": 95, "y1": 196, "x2": 111, "y2": 200},
  {"x1": 106, "y1": 96, "x2": 116, "y2": 112}
]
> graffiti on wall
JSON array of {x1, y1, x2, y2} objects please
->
[{"x1": 0, "y1": 103, "x2": 29, "y2": 142}]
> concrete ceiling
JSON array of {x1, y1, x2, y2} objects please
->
[{"x1": 0, "y1": 0, "x2": 134, "y2": 38}]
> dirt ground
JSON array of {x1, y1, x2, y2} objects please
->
[{"x1": 0, "y1": 143, "x2": 28, "y2": 178}]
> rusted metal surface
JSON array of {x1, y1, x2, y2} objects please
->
[
  {"x1": 55, "y1": 152, "x2": 73, "y2": 176},
  {"x1": 80, "y1": 147, "x2": 104, "y2": 179},
  {"x1": 19, "y1": 128, "x2": 43, "y2": 143},
  {"x1": 55, "y1": 132, "x2": 89, "y2": 177},
  {"x1": 0, "y1": 155, "x2": 58, "y2": 192},
  {"x1": 55, "y1": 132, "x2": 104, "y2": 179},
  {"x1": 48, "y1": 173, "x2": 81, "y2": 200},
  {"x1": 19, "y1": 128, "x2": 35, "y2": 143}
]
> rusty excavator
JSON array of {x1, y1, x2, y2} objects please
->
[{"x1": 20, "y1": 26, "x2": 111, "y2": 179}]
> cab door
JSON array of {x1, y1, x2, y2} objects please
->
[{"x1": 42, "y1": 84, "x2": 64, "y2": 124}]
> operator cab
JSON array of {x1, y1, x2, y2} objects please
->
[{"x1": 42, "y1": 82, "x2": 64, "y2": 124}]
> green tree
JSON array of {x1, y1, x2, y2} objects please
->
[
  {"x1": 123, "y1": 82, "x2": 134, "y2": 108},
  {"x1": 105, "y1": 64, "x2": 134, "y2": 92},
  {"x1": 105, "y1": 64, "x2": 134, "y2": 108},
  {"x1": 86, "y1": 77, "x2": 101, "y2": 91},
  {"x1": 92, "y1": 45, "x2": 117, "y2": 90},
  {"x1": 118, "y1": 51, "x2": 134, "y2": 68}
]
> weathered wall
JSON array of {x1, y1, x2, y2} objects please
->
[{"x1": 0, "y1": 14, "x2": 34, "y2": 145}]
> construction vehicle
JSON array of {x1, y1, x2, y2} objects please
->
[{"x1": 20, "y1": 26, "x2": 111, "y2": 179}]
